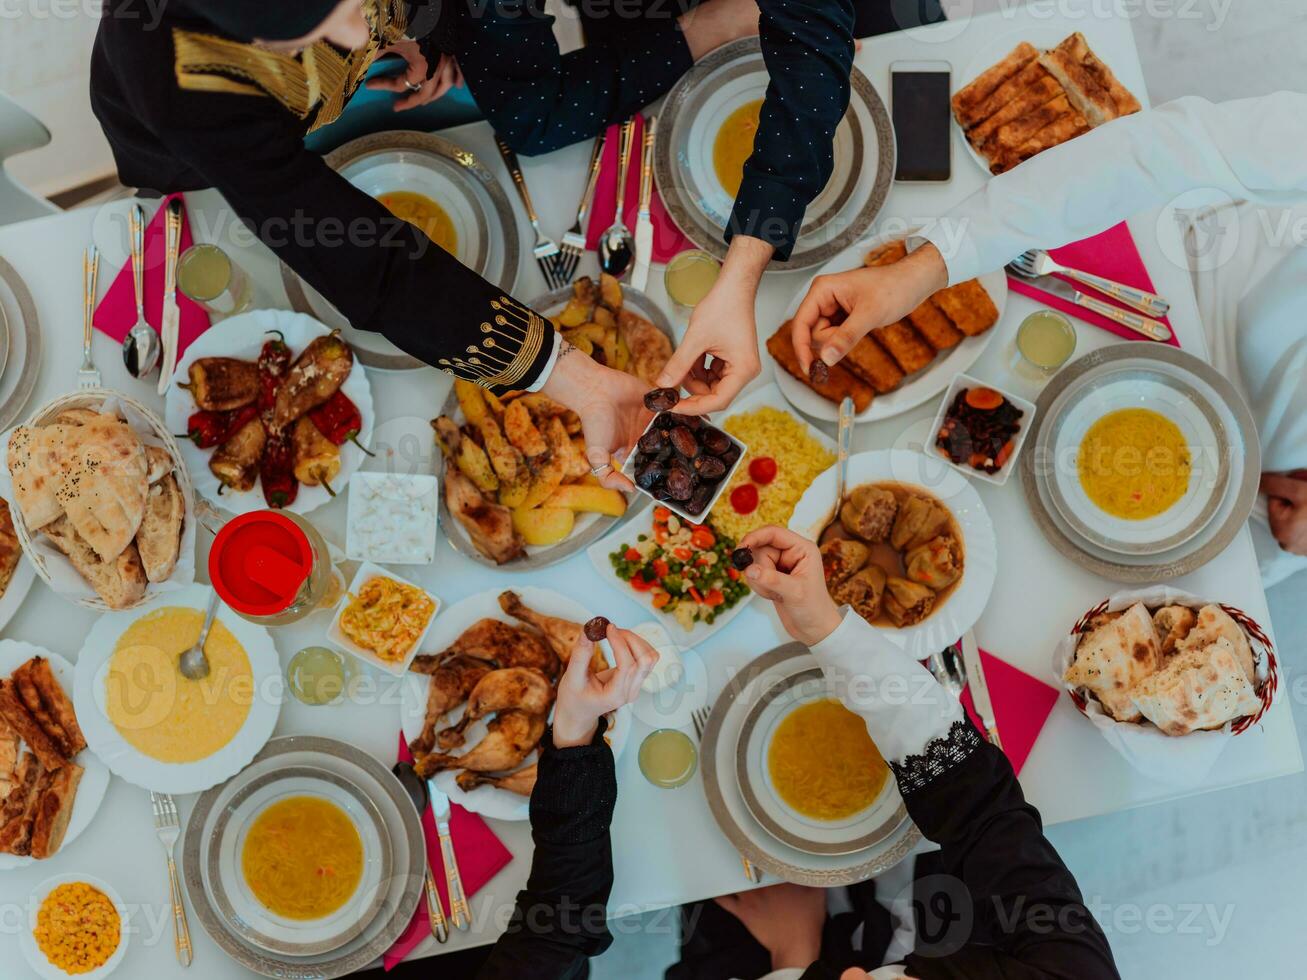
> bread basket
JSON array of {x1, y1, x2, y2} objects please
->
[{"x1": 5, "y1": 388, "x2": 197, "y2": 610}]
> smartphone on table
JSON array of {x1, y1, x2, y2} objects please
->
[{"x1": 890, "y1": 60, "x2": 953, "y2": 183}]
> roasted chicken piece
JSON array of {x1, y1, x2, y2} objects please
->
[
  {"x1": 425, "y1": 617, "x2": 559, "y2": 678},
  {"x1": 840, "y1": 485, "x2": 898, "y2": 543},
  {"x1": 291, "y1": 416, "x2": 340, "y2": 494},
  {"x1": 457, "y1": 763, "x2": 538, "y2": 796},
  {"x1": 444, "y1": 469, "x2": 525, "y2": 565},
  {"x1": 209, "y1": 416, "x2": 266, "y2": 493},
  {"x1": 415, "y1": 710, "x2": 546, "y2": 777},
  {"x1": 180, "y1": 358, "x2": 260, "y2": 411},
  {"x1": 618, "y1": 307, "x2": 673, "y2": 385},
  {"x1": 498, "y1": 591, "x2": 607, "y2": 672},
  {"x1": 409, "y1": 654, "x2": 494, "y2": 756},
  {"x1": 271, "y1": 333, "x2": 353, "y2": 431},
  {"x1": 438, "y1": 667, "x2": 554, "y2": 749}
]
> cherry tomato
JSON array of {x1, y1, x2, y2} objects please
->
[
  {"x1": 652, "y1": 559, "x2": 670, "y2": 578},
  {"x1": 730, "y1": 483, "x2": 759, "y2": 514},
  {"x1": 691, "y1": 526, "x2": 716, "y2": 550},
  {"x1": 630, "y1": 574, "x2": 656, "y2": 592},
  {"x1": 624, "y1": 547, "x2": 641, "y2": 561},
  {"x1": 748, "y1": 456, "x2": 778, "y2": 485}
]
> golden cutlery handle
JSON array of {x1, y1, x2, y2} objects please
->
[
  {"x1": 424, "y1": 868, "x2": 449, "y2": 943},
  {"x1": 574, "y1": 133, "x2": 606, "y2": 228},
  {"x1": 614, "y1": 118, "x2": 635, "y2": 214},
  {"x1": 82, "y1": 250, "x2": 95, "y2": 356},
  {"x1": 494, "y1": 136, "x2": 540, "y2": 225},
  {"x1": 637, "y1": 115, "x2": 656, "y2": 212},
  {"x1": 742, "y1": 855, "x2": 762, "y2": 883},
  {"x1": 985, "y1": 725, "x2": 1003, "y2": 750},
  {"x1": 167, "y1": 854, "x2": 193, "y2": 967},
  {"x1": 129, "y1": 205, "x2": 145, "y2": 316},
  {"x1": 1073, "y1": 291, "x2": 1172, "y2": 342},
  {"x1": 1063, "y1": 268, "x2": 1169, "y2": 317},
  {"x1": 439, "y1": 829, "x2": 471, "y2": 930}
]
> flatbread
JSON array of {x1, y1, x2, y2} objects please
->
[
  {"x1": 1064, "y1": 602, "x2": 1161, "y2": 722},
  {"x1": 1175, "y1": 605, "x2": 1255, "y2": 685},
  {"x1": 41, "y1": 516, "x2": 147, "y2": 610},
  {"x1": 136, "y1": 473, "x2": 185, "y2": 583},
  {"x1": 1152, "y1": 605, "x2": 1196, "y2": 658},
  {"x1": 1131, "y1": 638, "x2": 1260, "y2": 736},
  {"x1": 52, "y1": 415, "x2": 148, "y2": 563},
  {"x1": 7, "y1": 425, "x2": 70, "y2": 530}
]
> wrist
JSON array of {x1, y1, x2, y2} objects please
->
[
  {"x1": 800, "y1": 603, "x2": 843, "y2": 647},
  {"x1": 541, "y1": 341, "x2": 598, "y2": 406},
  {"x1": 720, "y1": 235, "x2": 773, "y2": 288},
  {"x1": 552, "y1": 717, "x2": 599, "y2": 750},
  {"x1": 909, "y1": 241, "x2": 950, "y2": 293}
]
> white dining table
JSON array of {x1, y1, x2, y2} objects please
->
[{"x1": 0, "y1": 1, "x2": 1299, "y2": 976}]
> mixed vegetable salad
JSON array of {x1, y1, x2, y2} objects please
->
[{"x1": 609, "y1": 507, "x2": 751, "y2": 631}]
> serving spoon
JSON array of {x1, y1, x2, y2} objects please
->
[
  {"x1": 122, "y1": 203, "x2": 161, "y2": 379},
  {"x1": 178, "y1": 588, "x2": 217, "y2": 680},
  {"x1": 817, "y1": 396, "x2": 856, "y2": 540},
  {"x1": 598, "y1": 118, "x2": 637, "y2": 280}
]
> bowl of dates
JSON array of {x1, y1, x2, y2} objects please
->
[{"x1": 623, "y1": 408, "x2": 748, "y2": 522}]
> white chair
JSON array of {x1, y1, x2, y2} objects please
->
[{"x1": 0, "y1": 92, "x2": 58, "y2": 225}]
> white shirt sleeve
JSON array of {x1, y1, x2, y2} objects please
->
[
  {"x1": 808, "y1": 609, "x2": 963, "y2": 763},
  {"x1": 525, "y1": 331, "x2": 563, "y2": 392},
  {"x1": 921, "y1": 92, "x2": 1307, "y2": 284}
]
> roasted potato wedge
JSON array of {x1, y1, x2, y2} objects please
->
[
  {"x1": 455, "y1": 380, "x2": 491, "y2": 425},
  {"x1": 591, "y1": 306, "x2": 616, "y2": 330},
  {"x1": 457, "y1": 438, "x2": 499, "y2": 492},
  {"x1": 499, "y1": 467, "x2": 532, "y2": 508},
  {"x1": 557, "y1": 297, "x2": 592, "y2": 328},
  {"x1": 522, "y1": 453, "x2": 567, "y2": 510},
  {"x1": 504, "y1": 399, "x2": 548, "y2": 458},
  {"x1": 511, "y1": 505, "x2": 575, "y2": 546},
  {"x1": 543, "y1": 484, "x2": 627, "y2": 517},
  {"x1": 599, "y1": 273, "x2": 622, "y2": 310}
]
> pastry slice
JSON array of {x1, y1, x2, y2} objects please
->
[
  {"x1": 872, "y1": 322, "x2": 935, "y2": 375},
  {"x1": 0, "y1": 752, "x2": 43, "y2": 856},
  {"x1": 958, "y1": 60, "x2": 1055, "y2": 135},
  {"x1": 842, "y1": 337, "x2": 905, "y2": 394},
  {"x1": 1131, "y1": 638, "x2": 1260, "y2": 736},
  {"x1": 1063, "y1": 602, "x2": 1161, "y2": 722},
  {"x1": 11, "y1": 657, "x2": 85, "y2": 759},
  {"x1": 1039, "y1": 32, "x2": 1141, "y2": 127},
  {"x1": 29, "y1": 762, "x2": 83, "y2": 859},
  {"x1": 932, "y1": 280, "x2": 1000, "y2": 337},
  {"x1": 0, "y1": 680, "x2": 66, "y2": 771},
  {"x1": 966, "y1": 71, "x2": 1064, "y2": 149},
  {"x1": 951, "y1": 41, "x2": 1040, "y2": 129},
  {"x1": 0, "y1": 717, "x2": 18, "y2": 798},
  {"x1": 978, "y1": 92, "x2": 1078, "y2": 159},
  {"x1": 990, "y1": 106, "x2": 1090, "y2": 174}
]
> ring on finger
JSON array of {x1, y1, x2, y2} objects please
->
[
  {"x1": 590, "y1": 460, "x2": 613, "y2": 475},
  {"x1": 404, "y1": 80, "x2": 422, "y2": 92}
]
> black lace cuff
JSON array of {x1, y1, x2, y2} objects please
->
[
  {"x1": 889, "y1": 718, "x2": 983, "y2": 796},
  {"x1": 529, "y1": 718, "x2": 616, "y2": 846}
]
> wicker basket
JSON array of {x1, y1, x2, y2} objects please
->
[{"x1": 10, "y1": 388, "x2": 196, "y2": 611}]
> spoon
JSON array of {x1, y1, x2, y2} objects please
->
[
  {"x1": 392, "y1": 761, "x2": 450, "y2": 943},
  {"x1": 598, "y1": 118, "x2": 637, "y2": 280},
  {"x1": 179, "y1": 589, "x2": 217, "y2": 681},
  {"x1": 927, "y1": 643, "x2": 967, "y2": 699},
  {"x1": 817, "y1": 396, "x2": 856, "y2": 540},
  {"x1": 122, "y1": 203, "x2": 161, "y2": 379}
]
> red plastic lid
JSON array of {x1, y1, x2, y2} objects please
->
[{"x1": 208, "y1": 511, "x2": 314, "y2": 617}]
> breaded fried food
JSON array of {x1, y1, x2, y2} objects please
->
[
  {"x1": 766, "y1": 325, "x2": 873, "y2": 413},
  {"x1": 977, "y1": 93, "x2": 1077, "y2": 158},
  {"x1": 966, "y1": 73, "x2": 1064, "y2": 148},
  {"x1": 863, "y1": 240, "x2": 907, "y2": 267},
  {"x1": 1039, "y1": 32, "x2": 1141, "y2": 126},
  {"x1": 990, "y1": 108, "x2": 1089, "y2": 174},
  {"x1": 872, "y1": 322, "x2": 935, "y2": 375},
  {"x1": 932, "y1": 280, "x2": 999, "y2": 337},
  {"x1": 0, "y1": 681, "x2": 65, "y2": 771},
  {"x1": 842, "y1": 338, "x2": 905, "y2": 394},
  {"x1": 906, "y1": 298, "x2": 964, "y2": 351},
  {"x1": 952, "y1": 41, "x2": 1039, "y2": 128}
]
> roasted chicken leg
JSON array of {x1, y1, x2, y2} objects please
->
[
  {"x1": 438, "y1": 667, "x2": 554, "y2": 749},
  {"x1": 444, "y1": 468, "x2": 525, "y2": 565},
  {"x1": 408, "y1": 655, "x2": 493, "y2": 756},
  {"x1": 415, "y1": 710, "x2": 546, "y2": 777},
  {"x1": 456, "y1": 763, "x2": 538, "y2": 797},
  {"x1": 427, "y1": 618, "x2": 559, "y2": 678},
  {"x1": 498, "y1": 591, "x2": 607, "y2": 672}
]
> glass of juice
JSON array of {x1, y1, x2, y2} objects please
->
[
  {"x1": 638, "y1": 729, "x2": 698, "y2": 788},
  {"x1": 663, "y1": 249, "x2": 721, "y2": 314},
  {"x1": 287, "y1": 645, "x2": 356, "y2": 705},
  {"x1": 1011, "y1": 310, "x2": 1076, "y2": 381},
  {"x1": 177, "y1": 243, "x2": 254, "y2": 318}
]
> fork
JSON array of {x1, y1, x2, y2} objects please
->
[
  {"x1": 1010, "y1": 249, "x2": 1170, "y2": 318},
  {"x1": 692, "y1": 706, "x2": 763, "y2": 884},
  {"x1": 556, "y1": 133, "x2": 607, "y2": 287},
  {"x1": 494, "y1": 135, "x2": 562, "y2": 289},
  {"x1": 151, "y1": 791, "x2": 194, "y2": 967},
  {"x1": 78, "y1": 246, "x2": 101, "y2": 389}
]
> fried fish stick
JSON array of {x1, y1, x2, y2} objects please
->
[
  {"x1": 872, "y1": 322, "x2": 935, "y2": 375},
  {"x1": 767, "y1": 325, "x2": 873, "y2": 413},
  {"x1": 933, "y1": 280, "x2": 1000, "y2": 337},
  {"x1": 842, "y1": 337, "x2": 905, "y2": 394},
  {"x1": 863, "y1": 240, "x2": 907, "y2": 268},
  {"x1": 906, "y1": 299, "x2": 964, "y2": 352}
]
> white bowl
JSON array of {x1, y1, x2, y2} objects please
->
[
  {"x1": 326, "y1": 562, "x2": 441, "y2": 677},
  {"x1": 621, "y1": 412, "x2": 748, "y2": 525},
  {"x1": 345, "y1": 472, "x2": 439, "y2": 565},
  {"x1": 927, "y1": 372, "x2": 1037, "y2": 487},
  {"x1": 22, "y1": 873, "x2": 129, "y2": 980}
]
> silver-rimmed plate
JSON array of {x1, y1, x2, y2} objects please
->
[
  {"x1": 281, "y1": 131, "x2": 522, "y2": 371},
  {"x1": 436, "y1": 286, "x2": 671, "y2": 570},
  {"x1": 208, "y1": 766, "x2": 393, "y2": 957},
  {"x1": 702, "y1": 642, "x2": 919, "y2": 886},
  {"x1": 736, "y1": 666, "x2": 907, "y2": 856},
  {"x1": 0, "y1": 256, "x2": 41, "y2": 432},
  {"x1": 1020, "y1": 344, "x2": 1260, "y2": 582},
  {"x1": 184, "y1": 736, "x2": 425, "y2": 980},
  {"x1": 654, "y1": 38, "x2": 894, "y2": 271}
]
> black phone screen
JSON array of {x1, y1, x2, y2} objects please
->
[{"x1": 892, "y1": 69, "x2": 952, "y2": 182}]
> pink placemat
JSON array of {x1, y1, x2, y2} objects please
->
[
  {"x1": 585, "y1": 114, "x2": 695, "y2": 264},
  {"x1": 1005, "y1": 221, "x2": 1179, "y2": 347},
  {"x1": 959, "y1": 648, "x2": 1060, "y2": 776},
  {"x1": 383, "y1": 733, "x2": 514, "y2": 970},
  {"x1": 93, "y1": 193, "x2": 212, "y2": 359}
]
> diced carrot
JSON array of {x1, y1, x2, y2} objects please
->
[
  {"x1": 652, "y1": 591, "x2": 671, "y2": 609},
  {"x1": 704, "y1": 589, "x2": 725, "y2": 606},
  {"x1": 691, "y1": 527, "x2": 716, "y2": 550}
]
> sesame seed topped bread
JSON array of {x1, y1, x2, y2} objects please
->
[
  {"x1": 7, "y1": 425, "x2": 72, "y2": 530},
  {"x1": 1063, "y1": 602, "x2": 1161, "y2": 723},
  {"x1": 52, "y1": 414, "x2": 149, "y2": 563}
]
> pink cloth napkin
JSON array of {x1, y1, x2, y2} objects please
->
[
  {"x1": 92, "y1": 193, "x2": 212, "y2": 360},
  {"x1": 958, "y1": 648, "x2": 1060, "y2": 776},
  {"x1": 382, "y1": 732, "x2": 514, "y2": 970},
  {"x1": 585, "y1": 114, "x2": 695, "y2": 264},
  {"x1": 1004, "y1": 221, "x2": 1179, "y2": 348}
]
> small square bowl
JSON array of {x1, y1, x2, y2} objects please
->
[
  {"x1": 326, "y1": 561, "x2": 441, "y2": 676},
  {"x1": 928, "y1": 373, "x2": 1037, "y2": 487},
  {"x1": 620, "y1": 412, "x2": 748, "y2": 525},
  {"x1": 346, "y1": 472, "x2": 440, "y2": 565}
]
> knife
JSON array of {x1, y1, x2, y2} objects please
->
[
  {"x1": 157, "y1": 198, "x2": 184, "y2": 395},
  {"x1": 1005, "y1": 263, "x2": 1171, "y2": 343},
  {"x1": 427, "y1": 776, "x2": 472, "y2": 931},
  {"x1": 960, "y1": 631, "x2": 1002, "y2": 750},
  {"x1": 631, "y1": 115, "x2": 657, "y2": 292}
]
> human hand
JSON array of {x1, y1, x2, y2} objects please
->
[
  {"x1": 679, "y1": 0, "x2": 760, "y2": 60},
  {"x1": 1261, "y1": 472, "x2": 1307, "y2": 556},
  {"x1": 552, "y1": 624, "x2": 659, "y2": 749},
  {"x1": 541, "y1": 342, "x2": 652, "y2": 491},
  {"x1": 791, "y1": 242, "x2": 948, "y2": 374},
  {"x1": 365, "y1": 40, "x2": 463, "y2": 111},
  {"x1": 739, "y1": 525, "x2": 842, "y2": 646},
  {"x1": 714, "y1": 883, "x2": 826, "y2": 971},
  {"x1": 656, "y1": 236, "x2": 771, "y2": 415}
]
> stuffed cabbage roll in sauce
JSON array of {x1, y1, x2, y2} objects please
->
[
  {"x1": 890, "y1": 495, "x2": 952, "y2": 550},
  {"x1": 905, "y1": 534, "x2": 963, "y2": 590},
  {"x1": 831, "y1": 565, "x2": 888, "y2": 622},
  {"x1": 883, "y1": 577, "x2": 936, "y2": 626}
]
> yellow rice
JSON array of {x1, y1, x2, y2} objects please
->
[{"x1": 709, "y1": 406, "x2": 835, "y2": 542}]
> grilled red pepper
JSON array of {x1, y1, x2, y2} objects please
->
[
  {"x1": 259, "y1": 431, "x2": 299, "y2": 509},
  {"x1": 178, "y1": 405, "x2": 258, "y2": 449},
  {"x1": 306, "y1": 390, "x2": 374, "y2": 456},
  {"x1": 257, "y1": 330, "x2": 292, "y2": 421}
]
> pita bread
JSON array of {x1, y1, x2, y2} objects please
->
[
  {"x1": 42, "y1": 516, "x2": 147, "y2": 609},
  {"x1": 1064, "y1": 602, "x2": 1161, "y2": 722},
  {"x1": 1131, "y1": 638, "x2": 1261, "y2": 736},
  {"x1": 7, "y1": 425, "x2": 71, "y2": 530},
  {"x1": 1152, "y1": 605, "x2": 1197, "y2": 658},
  {"x1": 52, "y1": 415, "x2": 148, "y2": 562},
  {"x1": 136, "y1": 474, "x2": 184, "y2": 583},
  {"x1": 1176, "y1": 604, "x2": 1255, "y2": 685}
]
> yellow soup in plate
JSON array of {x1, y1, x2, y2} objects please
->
[
  {"x1": 1077, "y1": 407, "x2": 1191, "y2": 520},
  {"x1": 377, "y1": 191, "x2": 458, "y2": 256},
  {"x1": 104, "y1": 606, "x2": 253, "y2": 763},
  {"x1": 767, "y1": 699, "x2": 888, "y2": 821},
  {"x1": 242, "y1": 796, "x2": 364, "y2": 921},
  {"x1": 712, "y1": 99, "x2": 763, "y2": 199}
]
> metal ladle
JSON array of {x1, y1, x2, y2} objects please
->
[
  {"x1": 598, "y1": 118, "x2": 637, "y2": 279},
  {"x1": 178, "y1": 588, "x2": 217, "y2": 681},
  {"x1": 121, "y1": 203, "x2": 161, "y2": 379}
]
